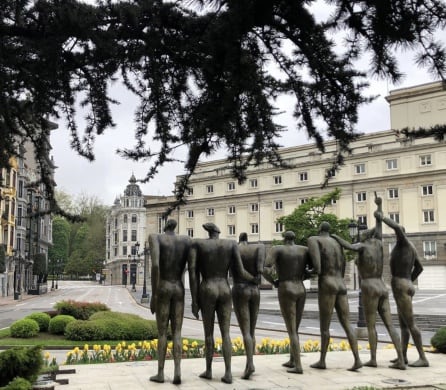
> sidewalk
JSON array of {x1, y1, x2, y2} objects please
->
[{"x1": 55, "y1": 349, "x2": 446, "y2": 389}]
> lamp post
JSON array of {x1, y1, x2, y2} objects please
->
[
  {"x1": 141, "y1": 244, "x2": 150, "y2": 303},
  {"x1": 128, "y1": 242, "x2": 140, "y2": 292},
  {"x1": 348, "y1": 218, "x2": 368, "y2": 334},
  {"x1": 51, "y1": 259, "x2": 55, "y2": 290}
]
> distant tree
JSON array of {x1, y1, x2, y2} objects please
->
[
  {"x1": 278, "y1": 188, "x2": 352, "y2": 246},
  {"x1": 1, "y1": 1, "x2": 445, "y2": 215},
  {"x1": 49, "y1": 216, "x2": 70, "y2": 264}
]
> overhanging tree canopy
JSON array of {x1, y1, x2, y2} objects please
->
[{"x1": 1, "y1": 0, "x2": 445, "y2": 215}]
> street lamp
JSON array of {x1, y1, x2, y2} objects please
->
[
  {"x1": 51, "y1": 259, "x2": 55, "y2": 290},
  {"x1": 141, "y1": 244, "x2": 150, "y2": 303},
  {"x1": 128, "y1": 242, "x2": 140, "y2": 292},
  {"x1": 348, "y1": 218, "x2": 368, "y2": 332}
]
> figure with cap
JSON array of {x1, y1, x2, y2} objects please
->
[
  {"x1": 232, "y1": 232, "x2": 265, "y2": 379},
  {"x1": 189, "y1": 223, "x2": 259, "y2": 383},
  {"x1": 308, "y1": 221, "x2": 362, "y2": 371},
  {"x1": 149, "y1": 218, "x2": 191, "y2": 384},
  {"x1": 263, "y1": 230, "x2": 313, "y2": 374},
  {"x1": 332, "y1": 194, "x2": 406, "y2": 370}
]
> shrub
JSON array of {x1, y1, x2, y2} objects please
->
[
  {"x1": 431, "y1": 327, "x2": 446, "y2": 353},
  {"x1": 64, "y1": 321, "x2": 105, "y2": 341},
  {"x1": 0, "y1": 377, "x2": 32, "y2": 390},
  {"x1": 48, "y1": 315, "x2": 76, "y2": 335},
  {"x1": 10, "y1": 319, "x2": 39, "y2": 338},
  {"x1": 25, "y1": 312, "x2": 51, "y2": 332},
  {"x1": 64, "y1": 312, "x2": 159, "y2": 341},
  {"x1": 54, "y1": 300, "x2": 110, "y2": 320},
  {"x1": 0, "y1": 346, "x2": 43, "y2": 387}
]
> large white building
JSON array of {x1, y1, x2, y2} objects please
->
[{"x1": 109, "y1": 81, "x2": 446, "y2": 290}]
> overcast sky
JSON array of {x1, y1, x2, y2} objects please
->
[{"x1": 49, "y1": 4, "x2": 445, "y2": 206}]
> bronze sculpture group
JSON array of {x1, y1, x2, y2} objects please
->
[{"x1": 148, "y1": 196, "x2": 428, "y2": 384}]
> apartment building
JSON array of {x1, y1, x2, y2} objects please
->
[{"x1": 105, "y1": 174, "x2": 148, "y2": 286}]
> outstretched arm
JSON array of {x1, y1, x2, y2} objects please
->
[
  {"x1": 382, "y1": 216, "x2": 405, "y2": 242},
  {"x1": 307, "y1": 237, "x2": 321, "y2": 275},
  {"x1": 331, "y1": 234, "x2": 361, "y2": 252},
  {"x1": 232, "y1": 244, "x2": 257, "y2": 283},
  {"x1": 188, "y1": 244, "x2": 200, "y2": 319},
  {"x1": 374, "y1": 192, "x2": 383, "y2": 240},
  {"x1": 262, "y1": 248, "x2": 278, "y2": 287},
  {"x1": 256, "y1": 245, "x2": 266, "y2": 281},
  {"x1": 148, "y1": 234, "x2": 159, "y2": 314}
]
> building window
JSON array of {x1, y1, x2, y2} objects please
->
[
  {"x1": 250, "y1": 203, "x2": 259, "y2": 212},
  {"x1": 186, "y1": 210, "x2": 194, "y2": 218},
  {"x1": 227, "y1": 182, "x2": 235, "y2": 191},
  {"x1": 250, "y1": 178, "x2": 258, "y2": 188},
  {"x1": 157, "y1": 214, "x2": 166, "y2": 233},
  {"x1": 389, "y1": 212, "x2": 400, "y2": 224},
  {"x1": 131, "y1": 214, "x2": 137, "y2": 223},
  {"x1": 251, "y1": 223, "x2": 259, "y2": 234},
  {"x1": 355, "y1": 163, "x2": 366, "y2": 174},
  {"x1": 114, "y1": 248, "x2": 118, "y2": 257},
  {"x1": 386, "y1": 159, "x2": 398, "y2": 170},
  {"x1": 123, "y1": 214, "x2": 128, "y2": 224},
  {"x1": 420, "y1": 154, "x2": 432, "y2": 166},
  {"x1": 114, "y1": 218, "x2": 118, "y2": 229},
  {"x1": 207, "y1": 208, "x2": 215, "y2": 216},
  {"x1": 423, "y1": 241, "x2": 437, "y2": 259},
  {"x1": 123, "y1": 246, "x2": 127, "y2": 256},
  {"x1": 356, "y1": 192, "x2": 367, "y2": 202},
  {"x1": 273, "y1": 175, "x2": 282, "y2": 185},
  {"x1": 228, "y1": 225, "x2": 236, "y2": 236},
  {"x1": 206, "y1": 184, "x2": 214, "y2": 194},
  {"x1": 423, "y1": 209, "x2": 435, "y2": 223},
  {"x1": 123, "y1": 230, "x2": 128, "y2": 242},
  {"x1": 228, "y1": 205, "x2": 236, "y2": 214},
  {"x1": 186, "y1": 228, "x2": 194, "y2": 238},
  {"x1": 422, "y1": 184, "x2": 433, "y2": 196},
  {"x1": 275, "y1": 222, "x2": 284, "y2": 233},
  {"x1": 274, "y1": 200, "x2": 283, "y2": 210},
  {"x1": 114, "y1": 232, "x2": 118, "y2": 244},
  {"x1": 299, "y1": 172, "x2": 308, "y2": 181},
  {"x1": 131, "y1": 230, "x2": 137, "y2": 241},
  {"x1": 388, "y1": 188, "x2": 399, "y2": 199},
  {"x1": 300, "y1": 198, "x2": 309, "y2": 205},
  {"x1": 186, "y1": 187, "x2": 194, "y2": 196},
  {"x1": 327, "y1": 168, "x2": 336, "y2": 178},
  {"x1": 358, "y1": 215, "x2": 367, "y2": 226}
]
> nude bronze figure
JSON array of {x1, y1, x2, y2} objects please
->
[
  {"x1": 332, "y1": 195, "x2": 405, "y2": 370},
  {"x1": 263, "y1": 231, "x2": 312, "y2": 374},
  {"x1": 189, "y1": 223, "x2": 259, "y2": 383},
  {"x1": 149, "y1": 219, "x2": 191, "y2": 384},
  {"x1": 308, "y1": 222, "x2": 362, "y2": 371},
  {"x1": 232, "y1": 232, "x2": 265, "y2": 379},
  {"x1": 377, "y1": 213, "x2": 429, "y2": 367}
]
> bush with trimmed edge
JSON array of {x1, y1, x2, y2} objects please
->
[
  {"x1": 25, "y1": 312, "x2": 51, "y2": 332},
  {"x1": 64, "y1": 320, "x2": 105, "y2": 341},
  {"x1": 54, "y1": 300, "x2": 109, "y2": 320},
  {"x1": 0, "y1": 346, "x2": 43, "y2": 387},
  {"x1": 48, "y1": 315, "x2": 76, "y2": 335},
  {"x1": 10, "y1": 319, "x2": 39, "y2": 338},
  {"x1": 90, "y1": 311, "x2": 158, "y2": 340},
  {"x1": 431, "y1": 326, "x2": 446, "y2": 353}
]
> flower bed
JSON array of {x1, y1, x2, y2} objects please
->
[{"x1": 62, "y1": 337, "x2": 384, "y2": 365}]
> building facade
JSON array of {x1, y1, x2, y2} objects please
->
[
  {"x1": 105, "y1": 174, "x2": 148, "y2": 286},
  {"x1": 155, "y1": 81, "x2": 445, "y2": 290}
]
